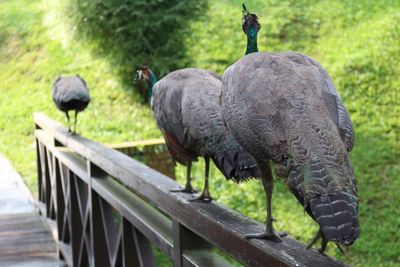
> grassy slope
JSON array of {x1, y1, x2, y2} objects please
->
[
  {"x1": 0, "y1": 0, "x2": 160, "y2": 191},
  {"x1": 0, "y1": 0, "x2": 399, "y2": 266}
]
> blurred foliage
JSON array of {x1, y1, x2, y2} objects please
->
[
  {"x1": 0, "y1": 0, "x2": 399, "y2": 266},
  {"x1": 67, "y1": 0, "x2": 208, "y2": 84}
]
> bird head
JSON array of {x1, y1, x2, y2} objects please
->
[
  {"x1": 242, "y1": 4, "x2": 260, "y2": 35},
  {"x1": 134, "y1": 65, "x2": 152, "y2": 84},
  {"x1": 134, "y1": 65, "x2": 157, "y2": 104}
]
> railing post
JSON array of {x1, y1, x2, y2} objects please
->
[
  {"x1": 173, "y1": 220, "x2": 183, "y2": 267},
  {"x1": 173, "y1": 220, "x2": 213, "y2": 267},
  {"x1": 36, "y1": 139, "x2": 43, "y2": 205},
  {"x1": 87, "y1": 160, "x2": 95, "y2": 267},
  {"x1": 69, "y1": 170, "x2": 90, "y2": 267}
]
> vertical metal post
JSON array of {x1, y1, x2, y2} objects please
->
[
  {"x1": 173, "y1": 220, "x2": 183, "y2": 267},
  {"x1": 89, "y1": 162, "x2": 110, "y2": 267},
  {"x1": 173, "y1": 219, "x2": 213, "y2": 267},
  {"x1": 44, "y1": 148, "x2": 51, "y2": 217},
  {"x1": 36, "y1": 139, "x2": 43, "y2": 203}
]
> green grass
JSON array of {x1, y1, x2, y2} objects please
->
[
  {"x1": 0, "y1": 0, "x2": 160, "y2": 191},
  {"x1": 0, "y1": 0, "x2": 399, "y2": 266}
]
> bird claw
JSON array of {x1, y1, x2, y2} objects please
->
[
  {"x1": 188, "y1": 190, "x2": 213, "y2": 202},
  {"x1": 335, "y1": 243, "x2": 345, "y2": 255},
  {"x1": 306, "y1": 229, "x2": 331, "y2": 254},
  {"x1": 170, "y1": 187, "x2": 198, "y2": 194},
  {"x1": 245, "y1": 230, "x2": 288, "y2": 242}
]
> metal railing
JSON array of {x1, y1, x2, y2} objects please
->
[{"x1": 34, "y1": 112, "x2": 347, "y2": 267}]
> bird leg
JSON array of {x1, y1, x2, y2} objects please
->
[
  {"x1": 189, "y1": 156, "x2": 212, "y2": 202},
  {"x1": 319, "y1": 234, "x2": 328, "y2": 253},
  {"x1": 306, "y1": 229, "x2": 322, "y2": 250},
  {"x1": 73, "y1": 110, "x2": 78, "y2": 135},
  {"x1": 65, "y1": 111, "x2": 71, "y2": 133},
  {"x1": 245, "y1": 162, "x2": 287, "y2": 241},
  {"x1": 171, "y1": 162, "x2": 197, "y2": 193},
  {"x1": 306, "y1": 229, "x2": 345, "y2": 254}
]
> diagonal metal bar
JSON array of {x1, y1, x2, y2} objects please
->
[{"x1": 91, "y1": 191, "x2": 111, "y2": 267}]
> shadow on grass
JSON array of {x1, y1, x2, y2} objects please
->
[{"x1": 68, "y1": 0, "x2": 208, "y2": 100}]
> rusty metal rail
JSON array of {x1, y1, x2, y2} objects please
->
[{"x1": 34, "y1": 112, "x2": 348, "y2": 267}]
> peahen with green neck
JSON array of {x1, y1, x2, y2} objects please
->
[
  {"x1": 135, "y1": 66, "x2": 259, "y2": 201},
  {"x1": 220, "y1": 4, "x2": 359, "y2": 252},
  {"x1": 134, "y1": 66, "x2": 158, "y2": 104}
]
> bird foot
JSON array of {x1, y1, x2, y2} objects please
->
[
  {"x1": 245, "y1": 230, "x2": 288, "y2": 242},
  {"x1": 188, "y1": 190, "x2": 213, "y2": 202},
  {"x1": 306, "y1": 229, "x2": 331, "y2": 254},
  {"x1": 171, "y1": 186, "x2": 198, "y2": 194},
  {"x1": 335, "y1": 244, "x2": 345, "y2": 255}
]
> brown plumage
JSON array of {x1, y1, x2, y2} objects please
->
[
  {"x1": 221, "y1": 51, "x2": 359, "y2": 251},
  {"x1": 152, "y1": 68, "x2": 259, "y2": 201}
]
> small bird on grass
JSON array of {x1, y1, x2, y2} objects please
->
[{"x1": 52, "y1": 75, "x2": 90, "y2": 134}]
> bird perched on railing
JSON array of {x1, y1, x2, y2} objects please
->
[
  {"x1": 137, "y1": 67, "x2": 259, "y2": 201},
  {"x1": 52, "y1": 75, "x2": 90, "y2": 134},
  {"x1": 220, "y1": 4, "x2": 359, "y2": 252}
]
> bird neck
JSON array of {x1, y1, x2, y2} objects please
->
[
  {"x1": 245, "y1": 26, "x2": 259, "y2": 55},
  {"x1": 147, "y1": 71, "x2": 157, "y2": 104}
]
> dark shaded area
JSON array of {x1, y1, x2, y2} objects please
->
[{"x1": 69, "y1": 0, "x2": 208, "y2": 92}]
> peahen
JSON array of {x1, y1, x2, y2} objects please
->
[
  {"x1": 142, "y1": 67, "x2": 259, "y2": 201},
  {"x1": 52, "y1": 75, "x2": 90, "y2": 134},
  {"x1": 134, "y1": 66, "x2": 158, "y2": 104},
  {"x1": 220, "y1": 5, "x2": 359, "y2": 252}
]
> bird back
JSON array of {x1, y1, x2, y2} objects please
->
[
  {"x1": 152, "y1": 68, "x2": 259, "y2": 181},
  {"x1": 52, "y1": 76, "x2": 90, "y2": 112},
  {"x1": 222, "y1": 51, "x2": 359, "y2": 243}
]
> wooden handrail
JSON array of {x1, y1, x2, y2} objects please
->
[{"x1": 34, "y1": 112, "x2": 348, "y2": 267}]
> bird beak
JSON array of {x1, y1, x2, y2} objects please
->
[{"x1": 134, "y1": 70, "x2": 143, "y2": 83}]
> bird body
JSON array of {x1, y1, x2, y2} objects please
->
[
  {"x1": 221, "y1": 51, "x2": 359, "y2": 247},
  {"x1": 52, "y1": 75, "x2": 90, "y2": 133},
  {"x1": 152, "y1": 68, "x2": 259, "y2": 200}
]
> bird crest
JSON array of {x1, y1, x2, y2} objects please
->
[{"x1": 242, "y1": 4, "x2": 261, "y2": 34}]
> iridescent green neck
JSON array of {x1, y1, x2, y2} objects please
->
[
  {"x1": 245, "y1": 26, "x2": 259, "y2": 55},
  {"x1": 147, "y1": 71, "x2": 157, "y2": 104}
]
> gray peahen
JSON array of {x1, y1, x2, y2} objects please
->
[
  {"x1": 220, "y1": 5, "x2": 359, "y2": 252},
  {"x1": 149, "y1": 68, "x2": 259, "y2": 201},
  {"x1": 52, "y1": 75, "x2": 90, "y2": 134}
]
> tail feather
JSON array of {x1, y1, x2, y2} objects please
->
[
  {"x1": 212, "y1": 150, "x2": 259, "y2": 183},
  {"x1": 309, "y1": 192, "x2": 359, "y2": 245},
  {"x1": 284, "y1": 158, "x2": 359, "y2": 245}
]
